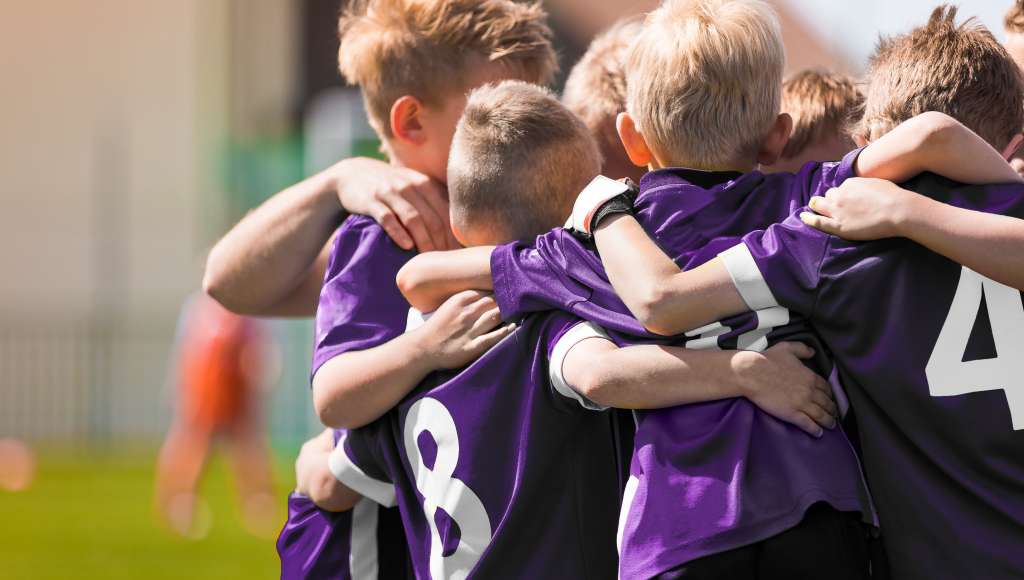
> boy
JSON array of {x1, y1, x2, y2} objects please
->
[
  {"x1": 774, "y1": 69, "x2": 862, "y2": 174},
  {"x1": 333, "y1": 80, "x2": 616, "y2": 579},
  {"x1": 155, "y1": 293, "x2": 276, "y2": 538},
  {"x1": 396, "y1": 2, "x2": 1024, "y2": 578},
  {"x1": 331, "y1": 80, "x2": 839, "y2": 579},
  {"x1": 203, "y1": 0, "x2": 557, "y2": 317},
  {"x1": 562, "y1": 17, "x2": 646, "y2": 183},
  {"x1": 266, "y1": 1, "x2": 558, "y2": 576},
  {"x1": 567, "y1": 7, "x2": 1024, "y2": 579}
]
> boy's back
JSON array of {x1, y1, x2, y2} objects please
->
[
  {"x1": 331, "y1": 311, "x2": 623, "y2": 579},
  {"x1": 729, "y1": 175, "x2": 1024, "y2": 579},
  {"x1": 492, "y1": 157, "x2": 873, "y2": 577}
]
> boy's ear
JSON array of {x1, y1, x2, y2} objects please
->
[
  {"x1": 616, "y1": 112, "x2": 654, "y2": 168},
  {"x1": 756, "y1": 113, "x2": 793, "y2": 166},
  {"x1": 390, "y1": 96, "x2": 428, "y2": 145},
  {"x1": 1001, "y1": 133, "x2": 1024, "y2": 160}
]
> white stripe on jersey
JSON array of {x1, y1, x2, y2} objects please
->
[
  {"x1": 616, "y1": 475, "x2": 641, "y2": 570},
  {"x1": 548, "y1": 321, "x2": 612, "y2": 411},
  {"x1": 719, "y1": 243, "x2": 779, "y2": 311},
  {"x1": 328, "y1": 434, "x2": 397, "y2": 507},
  {"x1": 349, "y1": 498, "x2": 380, "y2": 580}
]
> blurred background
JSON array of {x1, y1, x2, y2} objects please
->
[{"x1": 0, "y1": 1, "x2": 1010, "y2": 578}]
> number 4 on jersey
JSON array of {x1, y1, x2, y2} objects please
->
[{"x1": 926, "y1": 267, "x2": 1024, "y2": 430}]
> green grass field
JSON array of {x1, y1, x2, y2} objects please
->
[{"x1": 0, "y1": 446, "x2": 294, "y2": 579}]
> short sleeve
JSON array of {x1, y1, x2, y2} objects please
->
[
  {"x1": 547, "y1": 320, "x2": 613, "y2": 411},
  {"x1": 490, "y1": 229, "x2": 649, "y2": 335},
  {"x1": 813, "y1": 146, "x2": 865, "y2": 193},
  {"x1": 328, "y1": 428, "x2": 396, "y2": 508},
  {"x1": 720, "y1": 212, "x2": 831, "y2": 317},
  {"x1": 490, "y1": 230, "x2": 596, "y2": 320},
  {"x1": 312, "y1": 216, "x2": 415, "y2": 378}
]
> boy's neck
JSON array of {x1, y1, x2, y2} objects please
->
[{"x1": 648, "y1": 155, "x2": 757, "y2": 175}]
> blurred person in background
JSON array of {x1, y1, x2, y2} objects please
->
[
  {"x1": 154, "y1": 292, "x2": 279, "y2": 538},
  {"x1": 561, "y1": 16, "x2": 647, "y2": 184},
  {"x1": 1004, "y1": 0, "x2": 1024, "y2": 177},
  {"x1": 774, "y1": 68, "x2": 863, "y2": 174}
]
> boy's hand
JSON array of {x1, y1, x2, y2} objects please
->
[
  {"x1": 413, "y1": 290, "x2": 516, "y2": 369},
  {"x1": 800, "y1": 177, "x2": 921, "y2": 241},
  {"x1": 330, "y1": 157, "x2": 455, "y2": 252},
  {"x1": 735, "y1": 342, "x2": 837, "y2": 437}
]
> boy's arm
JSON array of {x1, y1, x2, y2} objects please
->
[
  {"x1": 588, "y1": 113, "x2": 1020, "y2": 336},
  {"x1": 396, "y1": 247, "x2": 495, "y2": 312},
  {"x1": 295, "y1": 429, "x2": 362, "y2": 512},
  {"x1": 314, "y1": 291, "x2": 514, "y2": 429},
  {"x1": 802, "y1": 177, "x2": 1024, "y2": 291},
  {"x1": 593, "y1": 215, "x2": 748, "y2": 335},
  {"x1": 854, "y1": 111, "x2": 1023, "y2": 185},
  {"x1": 204, "y1": 158, "x2": 450, "y2": 317},
  {"x1": 557, "y1": 329, "x2": 836, "y2": 437}
]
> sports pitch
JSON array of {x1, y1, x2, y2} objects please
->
[{"x1": 0, "y1": 446, "x2": 292, "y2": 579}]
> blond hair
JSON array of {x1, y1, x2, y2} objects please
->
[
  {"x1": 448, "y1": 81, "x2": 601, "y2": 241},
  {"x1": 626, "y1": 0, "x2": 784, "y2": 168},
  {"x1": 781, "y1": 69, "x2": 863, "y2": 159},
  {"x1": 1006, "y1": 0, "x2": 1024, "y2": 33},
  {"x1": 562, "y1": 17, "x2": 642, "y2": 147},
  {"x1": 859, "y1": 5, "x2": 1024, "y2": 149},
  {"x1": 338, "y1": 0, "x2": 557, "y2": 138}
]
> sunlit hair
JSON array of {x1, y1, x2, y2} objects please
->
[
  {"x1": 626, "y1": 0, "x2": 784, "y2": 167},
  {"x1": 562, "y1": 17, "x2": 642, "y2": 149},
  {"x1": 448, "y1": 81, "x2": 601, "y2": 241},
  {"x1": 859, "y1": 5, "x2": 1024, "y2": 149},
  {"x1": 781, "y1": 69, "x2": 863, "y2": 159},
  {"x1": 1006, "y1": 0, "x2": 1024, "y2": 33},
  {"x1": 337, "y1": 0, "x2": 557, "y2": 139}
]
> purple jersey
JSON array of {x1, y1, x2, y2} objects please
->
[
  {"x1": 312, "y1": 215, "x2": 415, "y2": 377},
  {"x1": 329, "y1": 311, "x2": 624, "y2": 579},
  {"x1": 726, "y1": 172, "x2": 1024, "y2": 579},
  {"x1": 278, "y1": 430, "x2": 412, "y2": 579},
  {"x1": 490, "y1": 154, "x2": 873, "y2": 577}
]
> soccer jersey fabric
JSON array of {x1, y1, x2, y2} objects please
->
[
  {"x1": 277, "y1": 494, "x2": 411, "y2": 579},
  {"x1": 312, "y1": 215, "x2": 415, "y2": 378},
  {"x1": 724, "y1": 172, "x2": 1024, "y2": 580},
  {"x1": 490, "y1": 153, "x2": 873, "y2": 578},
  {"x1": 294, "y1": 215, "x2": 416, "y2": 578},
  {"x1": 278, "y1": 430, "x2": 412, "y2": 580},
  {"x1": 329, "y1": 311, "x2": 624, "y2": 580}
]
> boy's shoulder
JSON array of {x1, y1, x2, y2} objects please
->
[{"x1": 326, "y1": 214, "x2": 416, "y2": 279}]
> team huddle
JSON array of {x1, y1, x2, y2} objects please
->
[{"x1": 204, "y1": 0, "x2": 1024, "y2": 578}]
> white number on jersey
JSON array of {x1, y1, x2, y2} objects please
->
[
  {"x1": 683, "y1": 306, "x2": 790, "y2": 353},
  {"x1": 926, "y1": 267, "x2": 1024, "y2": 430},
  {"x1": 404, "y1": 397, "x2": 493, "y2": 580}
]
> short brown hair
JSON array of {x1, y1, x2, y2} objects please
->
[
  {"x1": 859, "y1": 5, "x2": 1024, "y2": 149},
  {"x1": 1006, "y1": 0, "x2": 1024, "y2": 33},
  {"x1": 338, "y1": 0, "x2": 557, "y2": 138},
  {"x1": 626, "y1": 0, "x2": 785, "y2": 167},
  {"x1": 448, "y1": 81, "x2": 601, "y2": 241},
  {"x1": 562, "y1": 17, "x2": 642, "y2": 144},
  {"x1": 781, "y1": 69, "x2": 863, "y2": 159}
]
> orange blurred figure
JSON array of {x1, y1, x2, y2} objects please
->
[
  {"x1": 0, "y1": 438, "x2": 36, "y2": 492},
  {"x1": 155, "y1": 293, "x2": 278, "y2": 538}
]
